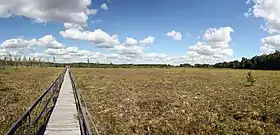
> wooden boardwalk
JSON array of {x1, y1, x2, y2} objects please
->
[{"x1": 44, "y1": 69, "x2": 81, "y2": 135}]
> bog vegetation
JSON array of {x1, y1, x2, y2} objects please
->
[
  {"x1": 0, "y1": 68, "x2": 61, "y2": 134},
  {"x1": 73, "y1": 68, "x2": 280, "y2": 134}
]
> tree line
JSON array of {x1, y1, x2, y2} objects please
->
[
  {"x1": 0, "y1": 56, "x2": 175, "y2": 69},
  {"x1": 1, "y1": 51, "x2": 279, "y2": 70},
  {"x1": 214, "y1": 51, "x2": 280, "y2": 70},
  {"x1": 179, "y1": 51, "x2": 280, "y2": 70}
]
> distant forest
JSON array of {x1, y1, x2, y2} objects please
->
[
  {"x1": 0, "y1": 51, "x2": 279, "y2": 70},
  {"x1": 191, "y1": 51, "x2": 280, "y2": 70}
]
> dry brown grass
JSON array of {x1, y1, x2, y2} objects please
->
[
  {"x1": 0, "y1": 67, "x2": 62, "y2": 134},
  {"x1": 73, "y1": 68, "x2": 280, "y2": 135}
]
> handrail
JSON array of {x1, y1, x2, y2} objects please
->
[
  {"x1": 5, "y1": 68, "x2": 67, "y2": 135},
  {"x1": 69, "y1": 69, "x2": 93, "y2": 135},
  {"x1": 77, "y1": 88, "x2": 100, "y2": 135}
]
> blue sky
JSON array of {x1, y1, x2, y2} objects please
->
[{"x1": 0, "y1": 0, "x2": 279, "y2": 64}]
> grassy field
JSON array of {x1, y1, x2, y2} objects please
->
[
  {"x1": 0, "y1": 67, "x2": 62, "y2": 134},
  {"x1": 73, "y1": 68, "x2": 280, "y2": 135}
]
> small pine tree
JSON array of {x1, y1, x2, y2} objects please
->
[{"x1": 246, "y1": 71, "x2": 256, "y2": 86}]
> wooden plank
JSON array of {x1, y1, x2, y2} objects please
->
[{"x1": 44, "y1": 69, "x2": 81, "y2": 135}]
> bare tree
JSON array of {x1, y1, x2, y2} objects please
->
[
  {"x1": 28, "y1": 57, "x2": 32, "y2": 67},
  {"x1": 46, "y1": 57, "x2": 50, "y2": 67},
  {"x1": 13, "y1": 57, "x2": 18, "y2": 67},
  {"x1": 53, "y1": 56, "x2": 56, "y2": 63},
  {"x1": 32, "y1": 57, "x2": 36, "y2": 67},
  {"x1": 4, "y1": 56, "x2": 7, "y2": 68},
  {"x1": 87, "y1": 58, "x2": 90, "y2": 67},
  {"x1": 23, "y1": 56, "x2": 27, "y2": 67},
  {"x1": 38, "y1": 58, "x2": 42, "y2": 67},
  {"x1": 8, "y1": 53, "x2": 12, "y2": 66}
]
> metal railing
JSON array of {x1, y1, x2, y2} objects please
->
[
  {"x1": 5, "y1": 68, "x2": 67, "y2": 135},
  {"x1": 69, "y1": 69, "x2": 97, "y2": 135}
]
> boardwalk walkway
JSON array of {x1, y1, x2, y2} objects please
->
[{"x1": 44, "y1": 69, "x2": 81, "y2": 135}]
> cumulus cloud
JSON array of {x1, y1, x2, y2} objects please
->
[
  {"x1": 60, "y1": 28, "x2": 120, "y2": 48},
  {"x1": 59, "y1": 28, "x2": 158, "y2": 60},
  {"x1": 1, "y1": 35, "x2": 64, "y2": 49},
  {"x1": 245, "y1": 0, "x2": 280, "y2": 54},
  {"x1": 124, "y1": 37, "x2": 138, "y2": 45},
  {"x1": 245, "y1": 0, "x2": 280, "y2": 33},
  {"x1": 202, "y1": 27, "x2": 234, "y2": 48},
  {"x1": 0, "y1": 35, "x2": 66, "y2": 58},
  {"x1": 259, "y1": 35, "x2": 280, "y2": 54},
  {"x1": 33, "y1": 52, "x2": 47, "y2": 58},
  {"x1": 113, "y1": 44, "x2": 144, "y2": 56},
  {"x1": 1, "y1": 38, "x2": 37, "y2": 49},
  {"x1": 166, "y1": 30, "x2": 182, "y2": 40},
  {"x1": 0, "y1": 0, "x2": 97, "y2": 24},
  {"x1": 141, "y1": 53, "x2": 168, "y2": 61},
  {"x1": 112, "y1": 36, "x2": 156, "y2": 58},
  {"x1": 44, "y1": 47, "x2": 93, "y2": 57},
  {"x1": 100, "y1": 3, "x2": 108, "y2": 10},
  {"x1": 38, "y1": 35, "x2": 64, "y2": 49},
  {"x1": 186, "y1": 27, "x2": 234, "y2": 64},
  {"x1": 140, "y1": 36, "x2": 155, "y2": 45},
  {"x1": 64, "y1": 23, "x2": 84, "y2": 30},
  {"x1": 0, "y1": 33, "x2": 176, "y2": 64},
  {"x1": 44, "y1": 48, "x2": 66, "y2": 55},
  {"x1": 0, "y1": 48, "x2": 8, "y2": 56}
]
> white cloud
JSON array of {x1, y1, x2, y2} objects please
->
[
  {"x1": 44, "y1": 46, "x2": 93, "y2": 57},
  {"x1": 1, "y1": 35, "x2": 65, "y2": 49},
  {"x1": 166, "y1": 30, "x2": 182, "y2": 40},
  {"x1": 102, "y1": 53, "x2": 120, "y2": 59},
  {"x1": 100, "y1": 3, "x2": 108, "y2": 10},
  {"x1": 124, "y1": 37, "x2": 138, "y2": 45},
  {"x1": 60, "y1": 27, "x2": 158, "y2": 60},
  {"x1": 260, "y1": 34, "x2": 280, "y2": 54},
  {"x1": 186, "y1": 27, "x2": 234, "y2": 64},
  {"x1": 0, "y1": 48, "x2": 8, "y2": 56},
  {"x1": 246, "y1": 0, "x2": 280, "y2": 33},
  {"x1": 0, "y1": 0, "x2": 97, "y2": 24},
  {"x1": 60, "y1": 28, "x2": 120, "y2": 48},
  {"x1": 202, "y1": 27, "x2": 233, "y2": 42},
  {"x1": 1, "y1": 38, "x2": 37, "y2": 49},
  {"x1": 113, "y1": 44, "x2": 144, "y2": 55},
  {"x1": 38, "y1": 35, "x2": 64, "y2": 49},
  {"x1": 140, "y1": 36, "x2": 155, "y2": 45},
  {"x1": 44, "y1": 48, "x2": 66, "y2": 55},
  {"x1": 64, "y1": 23, "x2": 84, "y2": 30},
  {"x1": 141, "y1": 53, "x2": 168, "y2": 61},
  {"x1": 0, "y1": 40, "x2": 189, "y2": 65},
  {"x1": 0, "y1": 35, "x2": 65, "y2": 58},
  {"x1": 31, "y1": 52, "x2": 50, "y2": 60},
  {"x1": 9, "y1": 50, "x2": 24, "y2": 57}
]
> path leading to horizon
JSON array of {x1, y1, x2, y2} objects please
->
[{"x1": 44, "y1": 69, "x2": 81, "y2": 135}]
